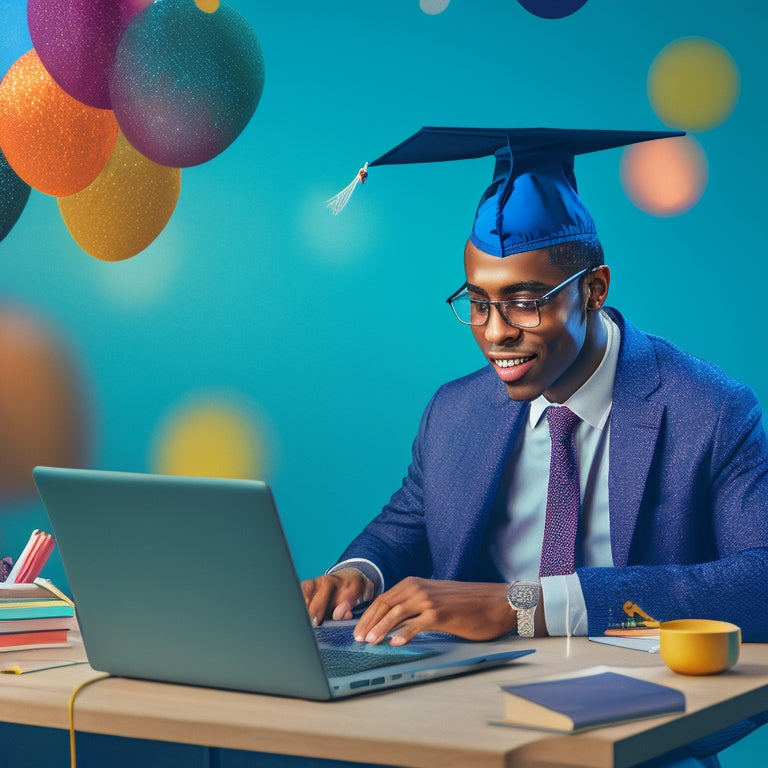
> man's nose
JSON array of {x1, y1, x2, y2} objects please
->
[{"x1": 484, "y1": 305, "x2": 521, "y2": 343}]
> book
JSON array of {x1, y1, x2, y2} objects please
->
[
  {"x1": 0, "y1": 628, "x2": 69, "y2": 651},
  {"x1": 0, "y1": 615, "x2": 76, "y2": 633},
  {"x1": 0, "y1": 583, "x2": 52, "y2": 598},
  {"x1": 0, "y1": 598, "x2": 75, "y2": 621},
  {"x1": 589, "y1": 635, "x2": 660, "y2": 653},
  {"x1": 494, "y1": 671, "x2": 685, "y2": 733},
  {"x1": 3, "y1": 530, "x2": 56, "y2": 584}
]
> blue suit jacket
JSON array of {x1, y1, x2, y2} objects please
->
[{"x1": 339, "y1": 309, "x2": 768, "y2": 641}]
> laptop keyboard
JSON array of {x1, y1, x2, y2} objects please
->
[
  {"x1": 315, "y1": 624, "x2": 439, "y2": 678},
  {"x1": 319, "y1": 646, "x2": 439, "y2": 678}
]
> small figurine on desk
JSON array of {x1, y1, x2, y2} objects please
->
[{"x1": 605, "y1": 601, "x2": 660, "y2": 636}]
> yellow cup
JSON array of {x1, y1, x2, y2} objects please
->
[{"x1": 659, "y1": 619, "x2": 741, "y2": 675}]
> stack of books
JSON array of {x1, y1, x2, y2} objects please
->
[
  {"x1": 0, "y1": 528, "x2": 74, "y2": 651},
  {"x1": 0, "y1": 584, "x2": 75, "y2": 651}
]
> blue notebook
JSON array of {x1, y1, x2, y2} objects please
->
[{"x1": 495, "y1": 670, "x2": 685, "y2": 732}]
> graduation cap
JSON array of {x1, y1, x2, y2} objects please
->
[{"x1": 327, "y1": 127, "x2": 685, "y2": 257}]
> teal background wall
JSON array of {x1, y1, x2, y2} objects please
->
[{"x1": 0, "y1": 1, "x2": 766, "y2": 763}]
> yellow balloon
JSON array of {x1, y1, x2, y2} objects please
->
[
  {"x1": 58, "y1": 131, "x2": 181, "y2": 261},
  {"x1": 648, "y1": 37, "x2": 739, "y2": 132}
]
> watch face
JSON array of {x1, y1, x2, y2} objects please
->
[{"x1": 509, "y1": 582, "x2": 538, "y2": 610}]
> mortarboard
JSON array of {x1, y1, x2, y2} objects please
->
[{"x1": 327, "y1": 127, "x2": 685, "y2": 257}]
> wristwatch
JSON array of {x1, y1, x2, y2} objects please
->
[{"x1": 506, "y1": 580, "x2": 540, "y2": 638}]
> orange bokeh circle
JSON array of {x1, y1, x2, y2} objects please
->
[
  {"x1": 620, "y1": 135, "x2": 708, "y2": 217},
  {"x1": 0, "y1": 307, "x2": 89, "y2": 499},
  {"x1": 0, "y1": 49, "x2": 118, "y2": 196}
]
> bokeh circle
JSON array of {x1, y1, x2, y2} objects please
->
[
  {"x1": 0, "y1": 307, "x2": 89, "y2": 499},
  {"x1": 150, "y1": 393, "x2": 268, "y2": 480},
  {"x1": 420, "y1": 0, "x2": 450, "y2": 15},
  {"x1": 648, "y1": 37, "x2": 739, "y2": 132},
  {"x1": 620, "y1": 135, "x2": 708, "y2": 217}
]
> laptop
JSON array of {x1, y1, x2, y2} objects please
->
[{"x1": 33, "y1": 466, "x2": 533, "y2": 700}]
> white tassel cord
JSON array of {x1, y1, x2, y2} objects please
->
[{"x1": 325, "y1": 162, "x2": 369, "y2": 215}]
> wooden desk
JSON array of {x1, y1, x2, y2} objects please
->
[{"x1": 0, "y1": 634, "x2": 766, "y2": 768}]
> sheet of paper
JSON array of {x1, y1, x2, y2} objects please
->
[{"x1": 589, "y1": 635, "x2": 660, "y2": 653}]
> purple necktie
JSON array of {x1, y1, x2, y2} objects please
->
[{"x1": 539, "y1": 406, "x2": 581, "y2": 577}]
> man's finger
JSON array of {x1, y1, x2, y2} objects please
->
[
  {"x1": 388, "y1": 620, "x2": 422, "y2": 646},
  {"x1": 332, "y1": 600, "x2": 354, "y2": 621},
  {"x1": 306, "y1": 578, "x2": 337, "y2": 625}
]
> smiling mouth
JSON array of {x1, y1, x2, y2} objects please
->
[{"x1": 493, "y1": 356, "x2": 535, "y2": 369}]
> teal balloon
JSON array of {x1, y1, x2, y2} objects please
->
[
  {"x1": 110, "y1": 0, "x2": 265, "y2": 167},
  {"x1": 0, "y1": 150, "x2": 31, "y2": 243}
]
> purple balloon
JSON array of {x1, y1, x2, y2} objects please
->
[
  {"x1": 517, "y1": 0, "x2": 589, "y2": 19},
  {"x1": 28, "y1": 0, "x2": 153, "y2": 109},
  {"x1": 109, "y1": 0, "x2": 265, "y2": 168}
]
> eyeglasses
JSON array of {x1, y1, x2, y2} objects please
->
[{"x1": 446, "y1": 268, "x2": 590, "y2": 329}]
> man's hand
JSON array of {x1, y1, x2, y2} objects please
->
[
  {"x1": 301, "y1": 568, "x2": 374, "y2": 626},
  {"x1": 352, "y1": 577, "x2": 518, "y2": 645}
]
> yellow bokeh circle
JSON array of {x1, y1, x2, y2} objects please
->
[
  {"x1": 648, "y1": 37, "x2": 739, "y2": 132},
  {"x1": 620, "y1": 135, "x2": 708, "y2": 217},
  {"x1": 150, "y1": 395, "x2": 266, "y2": 480}
]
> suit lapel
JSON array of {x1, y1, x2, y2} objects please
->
[
  {"x1": 438, "y1": 373, "x2": 527, "y2": 580},
  {"x1": 606, "y1": 310, "x2": 665, "y2": 567}
]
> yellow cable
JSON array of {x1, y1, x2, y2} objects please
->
[{"x1": 67, "y1": 673, "x2": 111, "y2": 768}]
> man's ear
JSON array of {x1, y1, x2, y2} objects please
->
[{"x1": 585, "y1": 265, "x2": 610, "y2": 310}]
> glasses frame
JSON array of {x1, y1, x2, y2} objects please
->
[{"x1": 446, "y1": 267, "x2": 592, "y2": 329}]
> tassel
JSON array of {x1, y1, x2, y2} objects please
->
[{"x1": 325, "y1": 162, "x2": 369, "y2": 215}]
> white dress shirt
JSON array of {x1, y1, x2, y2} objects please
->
[{"x1": 487, "y1": 313, "x2": 620, "y2": 634}]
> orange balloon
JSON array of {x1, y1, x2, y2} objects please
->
[
  {"x1": 0, "y1": 307, "x2": 90, "y2": 500},
  {"x1": 58, "y1": 131, "x2": 181, "y2": 261},
  {"x1": 0, "y1": 49, "x2": 118, "y2": 196},
  {"x1": 620, "y1": 135, "x2": 708, "y2": 217}
]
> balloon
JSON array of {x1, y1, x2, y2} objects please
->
[
  {"x1": 58, "y1": 131, "x2": 181, "y2": 261},
  {"x1": 0, "y1": 307, "x2": 89, "y2": 500},
  {"x1": 0, "y1": 49, "x2": 118, "y2": 196},
  {"x1": 516, "y1": 0, "x2": 589, "y2": 19},
  {"x1": 27, "y1": 0, "x2": 153, "y2": 109},
  {"x1": 0, "y1": 149, "x2": 31, "y2": 242},
  {"x1": 109, "y1": 0, "x2": 265, "y2": 167}
]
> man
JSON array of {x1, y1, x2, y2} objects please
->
[{"x1": 304, "y1": 127, "x2": 768, "y2": 765}]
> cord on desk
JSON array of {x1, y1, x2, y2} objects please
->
[{"x1": 67, "y1": 672, "x2": 112, "y2": 768}]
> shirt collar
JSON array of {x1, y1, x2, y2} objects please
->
[{"x1": 529, "y1": 312, "x2": 620, "y2": 430}]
